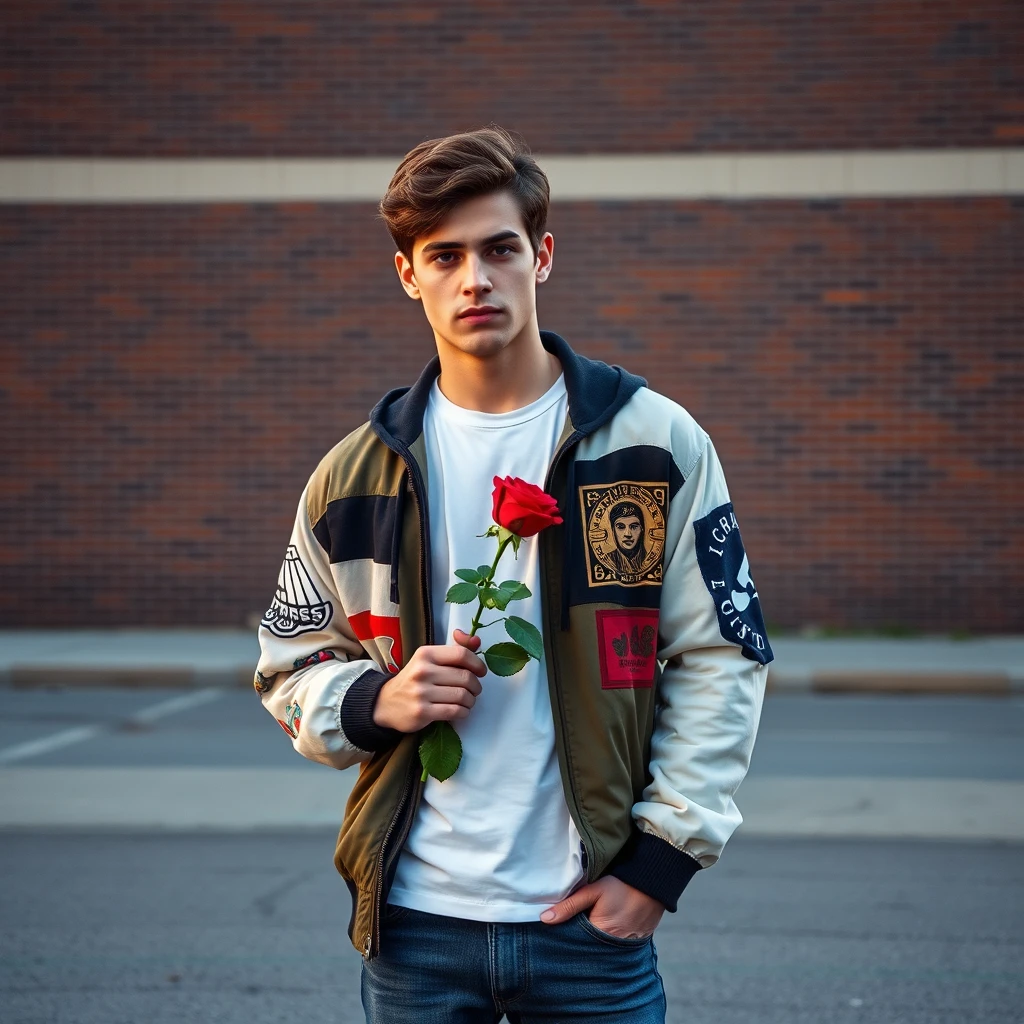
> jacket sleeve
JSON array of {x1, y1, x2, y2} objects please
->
[
  {"x1": 608, "y1": 432, "x2": 772, "y2": 910},
  {"x1": 254, "y1": 482, "x2": 403, "y2": 770}
]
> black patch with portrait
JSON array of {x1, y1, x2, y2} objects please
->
[
  {"x1": 693, "y1": 502, "x2": 773, "y2": 664},
  {"x1": 566, "y1": 445, "x2": 685, "y2": 610}
]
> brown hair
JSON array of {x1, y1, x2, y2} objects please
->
[{"x1": 379, "y1": 125, "x2": 550, "y2": 263}]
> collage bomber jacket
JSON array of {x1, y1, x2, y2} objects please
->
[{"x1": 254, "y1": 330, "x2": 774, "y2": 959}]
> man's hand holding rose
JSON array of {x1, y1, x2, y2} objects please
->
[{"x1": 373, "y1": 629, "x2": 486, "y2": 733}]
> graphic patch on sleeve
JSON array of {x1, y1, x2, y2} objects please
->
[
  {"x1": 253, "y1": 669, "x2": 276, "y2": 695},
  {"x1": 293, "y1": 649, "x2": 338, "y2": 670},
  {"x1": 595, "y1": 608, "x2": 659, "y2": 688},
  {"x1": 693, "y1": 503, "x2": 773, "y2": 665},
  {"x1": 261, "y1": 545, "x2": 333, "y2": 638},
  {"x1": 347, "y1": 611, "x2": 404, "y2": 673},
  {"x1": 277, "y1": 700, "x2": 302, "y2": 739}
]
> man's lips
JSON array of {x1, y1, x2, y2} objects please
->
[{"x1": 458, "y1": 306, "x2": 504, "y2": 322}]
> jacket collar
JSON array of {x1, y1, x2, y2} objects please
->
[{"x1": 370, "y1": 330, "x2": 647, "y2": 451}]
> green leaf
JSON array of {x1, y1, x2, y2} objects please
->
[
  {"x1": 490, "y1": 588, "x2": 513, "y2": 611},
  {"x1": 498, "y1": 581, "x2": 531, "y2": 601},
  {"x1": 483, "y1": 641, "x2": 530, "y2": 676},
  {"x1": 446, "y1": 582, "x2": 480, "y2": 604},
  {"x1": 454, "y1": 568, "x2": 483, "y2": 584},
  {"x1": 497, "y1": 526, "x2": 515, "y2": 547},
  {"x1": 510, "y1": 533, "x2": 522, "y2": 557},
  {"x1": 480, "y1": 588, "x2": 498, "y2": 610},
  {"x1": 505, "y1": 616, "x2": 544, "y2": 660},
  {"x1": 477, "y1": 564, "x2": 493, "y2": 580},
  {"x1": 418, "y1": 721, "x2": 463, "y2": 782}
]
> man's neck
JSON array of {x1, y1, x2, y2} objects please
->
[{"x1": 434, "y1": 327, "x2": 563, "y2": 414}]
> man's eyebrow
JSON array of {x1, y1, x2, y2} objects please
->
[{"x1": 420, "y1": 230, "x2": 522, "y2": 255}]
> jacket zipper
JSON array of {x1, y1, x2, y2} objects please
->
[
  {"x1": 542, "y1": 432, "x2": 598, "y2": 882},
  {"x1": 367, "y1": 785, "x2": 405, "y2": 956},
  {"x1": 366, "y1": 756, "x2": 420, "y2": 957},
  {"x1": 365, "y1": 450, "x2": 433, "y2": 959}
]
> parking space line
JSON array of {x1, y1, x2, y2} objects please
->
[
  {"x1": 762, "y1": 730, "x2": 954, "y2": 743},
  {"x1": 0, "y1": 726, "x2": 102, "y2": 765},
  {"x1": 0, "y1": 688, "x2": 225, "y2": 765},
  {"x1": 128, "y1": 688, "x2": 224, "y2": 724}
]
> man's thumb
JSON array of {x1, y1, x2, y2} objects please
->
[
  {"x1": 452, "y1": 628, "x2": 481, "y2": 649},
  {"x1": 540, "y1": 883, "x2": 600, "y2": 924}
]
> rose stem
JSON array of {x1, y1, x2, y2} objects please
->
[{"x1": 468, "y1": 535, "x2": 513, "y2": 637}]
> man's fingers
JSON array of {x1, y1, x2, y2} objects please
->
[
  {"x1": 428, "y1": 667, "x2": 482, "y2": 697},
  {"x1": 431, "y1": 641, "x2": 487, "y2": 677},
  {"x1": 540, "y1": 883, "x2": 601, "y2": 924},
  {"x1": 429, "y1": 681, "x2": 478, "y2": 707},
  {"x1": 435, "y1": 703, "x2": 470, "y2": 721}
]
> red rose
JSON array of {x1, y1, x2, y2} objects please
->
[{"x1": 491, "y1": 475, "x2": 563, "y2": 538}]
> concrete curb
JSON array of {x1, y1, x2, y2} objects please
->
[
  {"x1": 2, "y1": 631, "x2": 1022, "y2": 695},
  {"x1": 2, "y1": 768, "x2": 1021, "y2": 840},
  {"x1": 2, "y1": 664, "x2": 1019, "y2": 696},
  {"x1": 765, "y1": 669, "x2": 1018, "y2": 696}
]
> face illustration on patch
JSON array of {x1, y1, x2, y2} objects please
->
[
  {"x1": 614, "y1": 520, "x2": 639, "y2": 549},
  {"x1": 600, "y1": 498, "x2": 653, "y2": 579},
  {"x1": 611, "y1": 504, "x2": 643, "y2": 553}
]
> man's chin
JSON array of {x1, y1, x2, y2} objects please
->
[{"x1": 446, "y1": 328, "x2": 513, "y2": 355}]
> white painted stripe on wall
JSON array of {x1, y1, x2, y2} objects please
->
[{"x1": 1, "y1": 149, "x2": 1021, "y2": 202}]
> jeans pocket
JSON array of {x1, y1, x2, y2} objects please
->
[
  {"x1": 382, "y1": 902, "x2": 413, "y2": 925},
  {"x1": 576, "y1": 911, "x2": 653, "y2": 947}
]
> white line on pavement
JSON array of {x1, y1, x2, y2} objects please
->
[
  {"x1": 0, "y1": 688, "x2": 225, "y2": 765},
  {"x1": 128, "y1": 688, "x2": 224, "y2": 724},
  {"x1": 0, "y1": 726, "x2": 101, "y2": 765},
  {"x1": 763, "y1": 730, "x2": 954, "y2": 743}
]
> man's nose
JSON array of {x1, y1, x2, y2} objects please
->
[{"x1": 462, "y1": 254, "x2": 492, "y2": 293}]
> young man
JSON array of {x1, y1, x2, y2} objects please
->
[{"x1": 255, "y1": 126, "x2": 773, "y2": 1022}]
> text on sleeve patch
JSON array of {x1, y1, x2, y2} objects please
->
[
  {"x1": 261, "y1": 545, "x2": 333, "y2": 638},
  {"x1": 693, "y1": 503, "x2": 773, "y2": 664}
]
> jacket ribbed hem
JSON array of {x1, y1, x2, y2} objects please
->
[
  {"x1": 606, "y1": 829, "x2": 702, "y2": 912},
  {"x1": 340, "y1": 668, "x2": 405, "y2": 752}
]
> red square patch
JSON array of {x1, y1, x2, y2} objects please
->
[{"x1": 595, "y1": 609, "x2": 659, "y2": 689}]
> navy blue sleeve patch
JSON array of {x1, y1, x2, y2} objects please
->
[{"x1": 693, "y1": 503, "x2": 773, "y2": 664}]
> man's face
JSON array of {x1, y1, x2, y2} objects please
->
[
  {"x1": 613, "y1": 515, "x2": 642, "y2": 552},
  {"x1": 395, "y1": 190, "x2": 553, "y2": 360}
]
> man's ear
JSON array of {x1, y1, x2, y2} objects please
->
[
  {"x1": 395, "y1": 250, "x2": 421, "y2": 301},
  {"x1": 535, "y1": 232, "x2": 554, "y2": 285}
]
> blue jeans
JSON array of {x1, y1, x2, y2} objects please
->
[{"x1": 360, "y1": 903, "x2": 666, "y2": 1023}]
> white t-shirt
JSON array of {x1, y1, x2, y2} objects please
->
[{"x1": 387, "y1": 370, "x2": 586, "y2": 922}]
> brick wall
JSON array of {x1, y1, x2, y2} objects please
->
[
  {"x1": 2, "y1": 1, "x2": 1022, "y2": 155},
  {"x1": 2, "y1": 197, "x2": 1021, "y2": 631},
  {"x1": 2, "y1": 2, "x2": 1021, "y2": 631}
]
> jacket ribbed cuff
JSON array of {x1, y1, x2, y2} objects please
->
[
  {"x1": 605, "y1": 829, "x2": 703, "y2": 912},
  {"x1": 339, "y1": 668, "x2": 404, "y2": 753}
]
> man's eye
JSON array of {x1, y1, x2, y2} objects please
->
[
  {"x1": 493, "y1": 245, "x2": 513, "y2": 256},
  {"x1": 433, "y1": 252, "x2": 456, "y2": 264}
]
